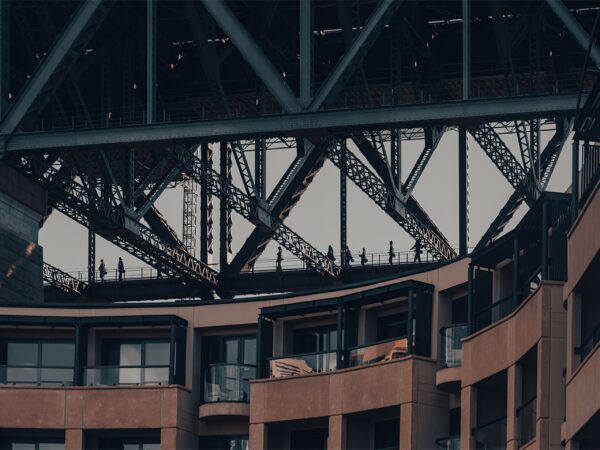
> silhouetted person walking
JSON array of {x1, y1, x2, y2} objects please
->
[
  {"x1": 388, "y1": 241, "x2": 395, "y2": 265},
  {"x1": 118, "y1": 257, "x2": 125, "y2": 281},
  {"x1": 344, "y1": 246, "x2": 354, "y2": 267},
  {"x1": 276, "y1": 246, "x2": 283, "y2": 272},
  {"x1": 411, "y1": 239, "x2": 422, "y2": 263},
  {"x1": 360, "y1": 248, "x2": 368, "y2": 267},
  {"x1": 327, "y1": 245, "x2": 336, "y2": 262},
  {"x1": 99, "y1": 259, "x2": 107, "y2": 281}
]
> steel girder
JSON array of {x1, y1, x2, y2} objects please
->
[
  {"x1": 475, "y1": 118, "x2": 572, "y2": 249},
  {"x1": 327, "y1": 142, "x2": 456, "y2": 261},
  {"x1": 3, "y1": 93, "x2": 583, "y2": 154},
  {"x1": 176, "y1": 149, "x2": 341, "y2": 278},
  {"x1": 43, "y1": 262, "x2": 87, "y2": 295},
  {"x1": 0, "y1": 0, "x2": 113, "y2": 136},
  {"x1": 11, "y1": 155, "x2": 219, "y2": 288},
  {"x1": 469, "y1": 123, "x2": 540, "y2": 203},
  {"x1": 403, "y1": 127, "x2": 446, "y2": 197}
]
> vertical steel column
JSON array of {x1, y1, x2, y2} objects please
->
[
  {"x1": 168, "y1": 321, "x2": 176, "y2": 385},
  {"x1": 407, "y1": 288, "x2": 414, "y2": 354},
  {"x1": 391, "y1": 130, "x2": 401, "y2": 188},
  {"x1": 340, "y1": 143, "x2": 347, "y2": 267},
  {"x1": 219, "y1": 142, "x2": 231, "y2": 273},
  {"x1": 459, "y1": 128, "x2": 468, "y2": 256},
  {"x1": 200, "y1": 143, "x2": 213, "y2": 263},
  {"x1": 391, "y1": 16, "x2": 401, "y2": 187},
  {"x1": 462, "y1": 0, "x2": 471, "y2": 100},
  {"x1": 74, "y1": 323, "x2": 87, "y2": 386},
  {"x1": 513, "y1": 237, "x2": 520, "y2": 307},
  {"x1": 0, "y1": 0, "x2": 9, "y2": 119},
  {"x1": 146, "y1": 0, "x2": 156, "y2": 124},
  {"x1": 572, "y1": 139, "x2": 579, "y2": 222},
  {"x1": 88, "y1": 227, "x2": 95, "y2": 284},
  {"x1": 467, "y1": 264, "x2": 473, "y2": 333},
  {"x1": 299, "y1": 0, "x2": 312, "y2": 107},
  {"x1": 255, "y1": 138, "x2": 266, "y2": 199},
  {"x1": 256, "y1": 316, "x2": 264, "y2": 378},
  {"x1": 124, "y1": 149, "x2": 134, "y2": 208},
  {"x1": 541, "y1": 201, "x2": 549, "y2": 280},
  {"x1": 336, "y1": 303, "x2": 344, "y2": 369}
]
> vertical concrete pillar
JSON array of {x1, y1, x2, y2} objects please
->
[
  {"x1": 566, "y1": 291, "x2": 581, "y2": 378},
  {"x1": 537, "y1": 336, "x2": 566, "y2": 450},
  {"x1": 160, "y1": 428, "x2": 178, "y2": 450},
  {"x1": 460, "y1": 385, "x2": 477, "y2": 450},
  {"x1": 249, "y1": 423, "x2": 267, "y2": 450},
  {"x1": 327, "y1": 414, "x2": 346, "y2": 449},
  {"x1": 65, "y1": 429, "x2": 83, "y2": 450},
  {"x1": 400, "y1": 402, "x2": 416, "y2": 450},
  {"x1": 506, "y1": 364, "x2": 522, "y2": 450}
]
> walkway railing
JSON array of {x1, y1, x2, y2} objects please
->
[
  {"x1": 83, "y1": 365, "x2": 170, "y2": 386},
  {"x1": 268, "y1": 350, "x2": 337, "y2": 378},
  {"x1": 346, "y1": 337, "x2": 408, "y2": 367},
  {"x1": 203, "y1": 363, "x2": 256, "y2": 403},
  {"x1": 517, "y1": 396, "x2": 537, "y2": 446},
  {"x1": 439, "y1": 323, "x2": 468, "y2": 368}
]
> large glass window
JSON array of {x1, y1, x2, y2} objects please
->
[
  {"x1": 293, "y1": 326, "x2": 337, "y2": 354},
  {"x1": 377, "y1": 313, "x2": 407, "y2": 341},
  {"x1": 0, "y1": 340, "x2": 74, "y2": 385},
  {"x1": 0, "y1": 441, "x2": 65, "y2": 450},
  {"x1": 98, "y1": 439, "x2": 159, "y2": 450}
]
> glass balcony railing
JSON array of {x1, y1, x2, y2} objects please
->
[
  {"x1": 436, "y1": 436, "x2": 460, "y2": 450},
  {"x1": 517, "y1": 397, "x2": 536, "y2": 446},
  {"x1": 204, "y1": 364, "x2": 256, "y2": 403},
  {"x1": 268, "y1": 351, "x2": 337, "y2": 378},
  {"x1": 83, "y1": 365, "x2": 169, "y2": 386},
  {"x1": 472, "y1": 416, "x2": 507, "y2": 450},
  {"x1": 473, "y1": 295, "x2": 515, "y2": 333},
  {"x1": 346, "y1": 337, "x2": 408, "y2": 368},
  {"x1": 0, "y1": 365, "x2": 74, "y2": 386},
  {"x1": 440, "y1": 324, "x2": 468, "y2": 368},
  {"x1": 577, "y1": 323, "x2": 600, "y2": 361}
]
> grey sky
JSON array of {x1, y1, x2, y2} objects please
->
[{"x1": 39, "y1": 129, "x2": 572, "y2": 275}]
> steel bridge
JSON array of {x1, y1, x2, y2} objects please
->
[{"x1": 1, "y1": 0, "x2": 599, "y2": 301}]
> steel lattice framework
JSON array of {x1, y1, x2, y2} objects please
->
[{"x1": 0, "y1": 0, "x2": 598, "y2": 300}]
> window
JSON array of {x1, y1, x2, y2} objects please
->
[
  {"x1": 377, "y1": 313, "x2": 407, "y2": 341},
  {"x1": 98, "y1": 439, "x2": 159, "y2": 450},
  {"x1": 0, "y1": 340, "x2": 74, "y2": 385},
  {"x1": 293, "y1": 326, "x2": 337, "y2": 354},
  {"x1": 198, "y1": 436, "x2": 248, "y2": 450},
  {"x1": 0, "y1": 441, "x2": 65, "y2": 450}
]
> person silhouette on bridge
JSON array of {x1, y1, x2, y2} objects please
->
[
  {"x1": 344, "y1": 246, "x2": 354, "y2": 268},
  {"x1": 276, "y1": 246, "x2": 283, "y2": 272},
  {"x1": 99, "y1": 259, "x2": 107, "y2": 282},
  {"x1": 360, "y1": 248, "x2": 368, "y2": 267},
  {"x1": 412, "y1": 239, "x2": 423, "y2": 263},
  {"x1": 327, "y1": 245, "x2": 336, "y2": 262},
  {"x1": 118, "y1": 257, "x2": 126, "y2": 282},
  {"x1": 388, "y1": 241, "x2": 396, "y2": 265}
]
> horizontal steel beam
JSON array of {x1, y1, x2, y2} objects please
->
[{"x1": 3, "y1": 94, "x2": 583, "y2": 154}]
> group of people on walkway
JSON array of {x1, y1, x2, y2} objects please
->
[
  {"x1": 98, "y1": 257, "x2": 126, "y2": 282},
  {"x1": 275, "y1": 239, "x2": 423, "y2": 272}
]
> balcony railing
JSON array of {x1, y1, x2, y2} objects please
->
[
  {"x1": 473, "y1": 295, "x2": 515, "y2": 333},
  {"x1": 436, "y1": 436, "x2": 460, "y2": 450},
  {"x1": 346, "y1": 337, "x2": 408, "y2": 368},
  {"x1": 83, "y1": 365, "x2": 169, "y2": 386},
  {"x1": 576, "y1": 322, "x2": 600, "y2": 361},
  {"x1": 579, "y1": 144, "x2": 600, "y2": 207},
  {"x1": 517, "y1": 396, "x2": 536, "y2": 446},
  {"x1": 439, "y1": 324, "x2": 468, "y2": 368},
  {"x1": 204, "y1": 363, "x2": 256, "y2": 403},
  {"x1": 472, "y1": 416, "x2": 507, "y2": 450},
  {"x1": 268, "y1": 350, "x2": 337, "y2": 378},
  {"x1": 0, "y1": 365, "x2": 74, "y2": 386}
]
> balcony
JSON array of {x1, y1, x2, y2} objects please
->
[
  {"x1": 517, "y1": 396, "x2": 536, "y2": 447},
  {"x1": 346, "y1": 337, "x2": 407, "y2": 367},
  {"x1": 204, "y1": 363, "x2": 256, "y2": 402},
  {"x1": 83, "y1": 365, "x2": 170, "y2": 386},
  {"x1": 576, "y1": 323, "x2": 600, "y2": 361},
  {"x1": 439, "y1": 324, "x2": 468, "y2": 368},
  {"x1": 0, "y1": 365, "x2": 74, "y2": 386},
  {"x1": 436, "y1": 436, "x2": 460, "y2": 450},
  {"x1": 472, "y1": 417, "x2": 507, "y2": 450},
  {"x1": 268, "y1": 351, "x2": 337, "y2": 378}
]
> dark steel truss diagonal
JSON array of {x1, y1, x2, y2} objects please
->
[
  {"x1": 327, "y1": 142, "x2": 456, "y2": 261},
  {"x1": 469, "y1": 123, "x2": 540, "y2": 203},
  {"x1": 475, "y1": 118, "x2": 572, "y2": 249},
  {"x1": 11, "y1": 155, "x2": 218, "y2": 288},
  {"x1": 176, "y1": 149, "x2": 341, "y2": 278},
  {"x1": 0, "y1": 0, "x2": 113, "y2": 136},
  {"x1": 43, "y1": 262, "x2": 87, "y2": 295},
  {"x1": 403, "y1": 127, "x2": 446, "y2": 197}
]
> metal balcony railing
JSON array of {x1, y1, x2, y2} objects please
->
[
  {"x1": 203, "y1": 363, "x2": 256, "y2": 403},
  {"x1": 517, "y1": 396, "x2": 537, "y2": 446},
  {"x1": 580, "y1": 144, "x2": 600, "y2": 207},
  {"x1": 0, "y1": 365, "x2": 74, "y2": 386},
  {"x1": 439, "y1": 324, "x2": 468, "y2": 368},
  {"x1": 472, "y1": 416, "x2": 507, "y2": 450},
  {"x1": 576, "y1": 322, "x2": 600, "y2": 361},
  {"x1": 83, "y1": 365, "x2": 169, "y2": 386},
  {"x1": 472, "y1": 295, "x2": 515, "y2": 333},
  {"x1": 346, "y1": 337, "x2": 408, "y2": 368},
  {"x1": 436, "y1": 436, "x2": 460, "y2": 450},
  {"x1": 268, "y1": 350, "x2": 337, "y2": 378}
]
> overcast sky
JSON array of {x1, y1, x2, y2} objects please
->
[{"x1": 39, "y1": 128, "x2": 572, "y2": 276}]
